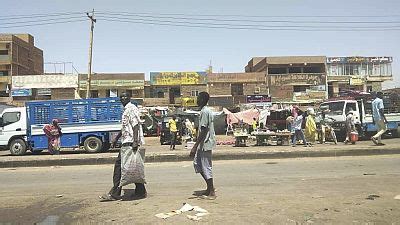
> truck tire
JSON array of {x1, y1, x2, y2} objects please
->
[
  {"x1": 84, "y1": 136, "x2": 103, "y2": 153},
  {"x1": 9, "y1": 139, "x2": 27, "y2": 156}
]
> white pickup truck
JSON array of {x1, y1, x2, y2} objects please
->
[{"x1": 319, "y1": 98, "x2": 400, "y2": 139}]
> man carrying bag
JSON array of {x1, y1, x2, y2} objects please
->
[{"x1": 99, "y1": 92, "x2": 146, "y2": 201}]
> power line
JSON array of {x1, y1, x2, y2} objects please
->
[
  {"x1": 99, "y1": 18, "x2": 400, "y2": 31},
  {"x1": 0, "y1": 12, "x2": 84, "y2": 20},
  {"x1": 0, "y1": 19, "x2": 86, "y2": 28},
  {"x1": 97, "y1": 12, "x2": 400, "y2": 24},
  {"x1": 97, "y1": 10, "x2": 400, "y2": 19},
  {"x1": 96, "y1": 15, "x2": 400, "y2": 29},
  {"x1": 0, "y1": 16, "x2": 85, "y2": 25}
]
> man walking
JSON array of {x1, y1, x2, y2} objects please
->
[
  {"x1": 169, "y1": 115, "x2": 178, "y2": 150},
  {"x1": 371, "y1": 92, "x2": 388, "y2": 146},
  {"x1": 99, "y1": 92, "x2": 146, "y2": 201},
  {"x1": 190, "y1": 92, "x2": 216, "y2": 199}
]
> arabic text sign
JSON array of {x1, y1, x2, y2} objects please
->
[
  {"x1": 12, "y1": 75, "x2": 78, "y2": 89},
  {"x1": 327, "y1": 56, "x2": 393, "y2": 64},
  {"x1": 150, "y1": 72, "x2": 207, "y2": 85},
  {"x1": 246, "y1": 95, "x2": 272, "y2": 103},
  {"x1": 79, "y1": 80, "x2": 144, "y2": 88},
  {"x1": 11, "y1": 89, "x2": 32, "y2": 97}
]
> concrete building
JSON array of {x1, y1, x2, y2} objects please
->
[
  {"x1": 79, "y1": 73, "x2": 145, "y2": 102},
  {"x1": 207, "y1": 72, "x2": 268, "y2": 107},
  {"x1": 145, "y1": 72, "x2": 207, "y2": 106},
  {"x1": 0, "y1": 34, "x2": 44, "y2": 104},
  {"x1": 326, "y1": 56, "x2": 393, "y2": 97},
  {"x1": 246, "y1": 56, "x2": 327, "y2": 102}
]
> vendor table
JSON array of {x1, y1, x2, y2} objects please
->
[
  {"x1": 234, "y1": 135, "x2": 249, "y2": 147},
  {"x1": 252, "y1": 132, "x2": 292, "y2": 146}
]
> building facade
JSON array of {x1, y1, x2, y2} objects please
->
[
  {"x1": 207, "y1": 72, "x2": 268, "y2": 107},
  {"x1": 79, "y1": 73, "x2": 145, "y2": 102},
  {"x1": 145, "y1": 72, "x2": 207, "y2": 106},
  {"x1": 0, "y1": 34, "x2": 44, "y2": 104},
  {"x1": 326, "y1": 56, "x2": 393, "y2": 97},
  {"x1": 246, "y1": 56, "x2": 327, "y2": 102}
]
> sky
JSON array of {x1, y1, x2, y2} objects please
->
[{"x1": 2, "y1": 0, "x2": 400, "y2": 89}]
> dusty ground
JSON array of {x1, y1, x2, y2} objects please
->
[{"x1": 1, "y1": 155, "x2": 400, "y2": 224}]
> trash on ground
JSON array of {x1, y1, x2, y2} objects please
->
[
  {"x1": 394, "y1": 195, "x2": 400, "y2": 200},
  {"x1": 155, "y1": 203, "x2": 209, "y2": 221},
  {"x1": 366, "y1": 194, "x2": 380, "y2": 200},
  {"x1": 312, "y1": 195, "x2": 324, "y2": 199},
  {"x1": 363, "y1": 173, "x2": 376, "y2": 176},
  {"x1": 55, "y1": 195, "x2": 63, "y2": 198},
  {"x1": 187, "y1": 215, "x2": 202, "y2": 221}
]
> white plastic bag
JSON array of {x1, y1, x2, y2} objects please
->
[{"x1": 120, "y1": 146, "x2": 146, "y2": 186}]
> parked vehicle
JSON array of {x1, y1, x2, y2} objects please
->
[
  {"x1": 0, "y1": 98, "x2": 123, "y2": 155},
  {"x1": 159, "y1": 116, "x2": 183, "y2": 145},
  {"x1": 318, "y1": 96, "x2": 400, "y2": 140},
  {"x1": 316, "y1": 116, "x2": 338, "y2": 144}
]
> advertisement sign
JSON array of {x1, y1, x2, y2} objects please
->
[
  {"x1": 12, "y1": 75, "x2": 78, "y2": 89},
  {"x1": 350, "y1": 76, "x2": 364, "y2": 85},
  {"x1": 37, "y1": 88, "x2": 51, "y2": 96},
  {"x1": 327, "y1": 56, "x2": 393, "y2": 64},
  {"x1": 246, "y1": 95, "x2": 272, "y2": 103},
  {"x1": 79, "y1": 80, "x2": 144, "y2": 88},
  {"x1": 11, "y1": 89, "x2": 32, "y2": 97},
  {"x1": 181, "y1": 97, "x2": 197, "y2": 107},
  {"x1": 150, "y1": 72, "x2": 207, "y2": 85}
]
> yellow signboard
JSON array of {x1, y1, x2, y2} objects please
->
[
  {"x1": 181, "y1": 97, "x2": 197, "y2": 107},
  {"x1": 349, "y1": 76, "x2": 364, "y2": 85},
  {"x1": 150, "y1": 72, "x2": 207, "y2": 85}
]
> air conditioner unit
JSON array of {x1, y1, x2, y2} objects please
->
[
  {"x1": 254, "y1": 87, "x2": 261, "y2": 94},
  {"x1": 5, "y1": 44, "x2": 10, "y2": 49}
]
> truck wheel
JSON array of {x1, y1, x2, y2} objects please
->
[
  {"x1": 84, "y1": 137, "x2": 103, "y2": 153},
  {"x1": 10, "y1": 139, "x2": 27, "y2": 156}
]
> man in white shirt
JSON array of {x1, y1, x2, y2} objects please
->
[
  {"x1": 100, "y1": 92, "x2": 146, "y2": 201},
  {"x1": 371, "y1": 92, "x2": 388, "y2": 145},
  {"x1": 190, "y1": 92, "x2": 216, "y2": 199}
]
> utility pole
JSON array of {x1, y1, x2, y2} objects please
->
[{"x1": 86, "y1": 9, "x2": 96, "y2": 98}]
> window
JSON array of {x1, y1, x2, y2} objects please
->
[
  {"x1": 268, "y1": 67, "x2": 287, "y2": 74},
  {"x1": 320, "y1": 102, "x2": 345, "y2": 116},
  {"x1": 293, "y1": 85, "x2": 309, "y2": 92},
  {"x1": 191, "y1": 90, "x2": 199, "y2": 97},
  {"x1": 303, "y1": 66, "x2": 323, "y2": 73},
  {"x1": 345, "y1": 102, "x2": 357, "y2": 114},
  {"x1": 231, "y1": 83, "x2": 243, "y2": 96},
  {"x1": 289, "y1": 67, "x2": 301, "y2": 73},
  {"x1": 1, "y1": 112, "x2": 21, "y2": 126},
  {"x1": 0, "y1": 71, "x2": 8, "y2": 76},
  {"x1": 90, "y1": 90, "x2": 99, "y2": 98},
  {"x1": 0, "y1": 50, "x2": 8, "y2": 55}
]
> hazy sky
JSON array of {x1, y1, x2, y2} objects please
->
[{"x1": 2, "y1": 0, "x2": 400, "y2": 88}]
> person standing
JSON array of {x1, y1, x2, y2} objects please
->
[
  {"x1": 43, "y1": 119, "x2": 62, "y2": 155},
  {"x1": 190, "y1": 92, "x2": 216, "y2": 199},
  {"x1": 99, "y1": 92, "x2": 146, "y2": 201},
  {"x1": 252, "y1": 117, "x2": 258, "y2": 133},
  {"x1": 169, "y1": 115, "x2": 178, "y2": 150},
  {"x1": 371, "y1": 92, "x2": 388, "y2": 145},
  {"x1": 344, "y1": 111, "x2": 356, "y2": 144},
  {"x1": 304, "y1": 108, "x2": 317, "y2": 145},
  {"x1": 292, "y1": 110, "x2": 308, "y2": 147}
]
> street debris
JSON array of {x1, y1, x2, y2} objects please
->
[
  {"x1": 366, "y1": 194, "x2": 380, "y2": 200},
  {"x1": 394, "y1": 195, "x2": 400, "y2": 200},
  {"x1": 55, "y1": 195, "x2": 63, "y2": 198},
  {"x1": 311, "y1": 195, "x2": 324, "y2": 199},
  {"x1": 363, "y1": 173, "x2": 376, "y2": 176},
  {"x1": 155, "y1": 203, "x2": 209, "y2": 221}
]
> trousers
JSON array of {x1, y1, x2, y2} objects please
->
[{"x1": 109, "y1": 148, "x2": 146, "y2": 198}]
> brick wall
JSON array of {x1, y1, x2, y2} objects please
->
[
  {"x1": 51, "y1": 88, "x2": 75, "y2": 100},
  {"x1": 180, "y1": 85, "x2": 207, "y2": 97},
  {"x1": 208, "y1": 83, "x2": 231, "y2": 96}
]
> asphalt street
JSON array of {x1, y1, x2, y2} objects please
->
[{"x1": 1, "y1": 155, "x2": 400, "y2": 224}]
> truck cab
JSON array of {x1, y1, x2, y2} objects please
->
[{"x1": 0, "y1": 107, "x2": 27, "y2": 155}]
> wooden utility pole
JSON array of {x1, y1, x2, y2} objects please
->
[{"x1": 86, "y1": 9, "x2": 96, "y2": 98}]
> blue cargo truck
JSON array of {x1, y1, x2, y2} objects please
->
[{"x1": 0, "y1": 98, "x2": 123, "y2": 155}]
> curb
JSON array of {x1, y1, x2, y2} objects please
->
[{"x1": 1, "y1": 147, "x2": 399, "y2": 168}]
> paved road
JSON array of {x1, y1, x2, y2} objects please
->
[{"x1": 1, "y1": 155, "x2": 400, "y2": 224}]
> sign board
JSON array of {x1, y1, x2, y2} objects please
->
[
  {"x1": 12, "y1": 75, "x2": 78, "y2": 89},
  {"x1": 150, "y1": 72, "x2": 207, "y2": 85},
  {"x1": 11, "y1": 89, "x2": 32, "y2": 97},
  {"x1": 79, "y1": 80, "x2": 144, "y2": 89},
  {"x1": 246, "y1": 95, "x2": 272, "y2": 103},
  {"x1": 327, "y1": 56, "x2": 393, "y2": 64},
  {"x1": 181, "y1": 97, "x2": 197, "y2": 107},
  {"x1": 270, "y1": 73, "x2": 325, "y2": 86},
  {"x1": 350, "y1": 76, "x2": 364, "y2": 85},
  {"x1": 37, "y1": 88, "x2": 51, "y2": 96}
]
